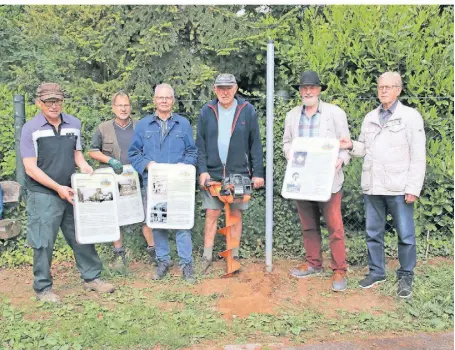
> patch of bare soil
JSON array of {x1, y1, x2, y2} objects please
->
[{"x1": 193, "y1": 259, "x2": 396, "y2": 320}]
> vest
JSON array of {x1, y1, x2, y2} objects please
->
[{"x1": 98, "y1": 119, "x2": 138, "y2": 161}]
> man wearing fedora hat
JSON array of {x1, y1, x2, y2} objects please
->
[
  {"x1": 283, "y1": 71, "x2": 351, "y2": 292},
  {"x1": 20, "y1": 82, "x2": 115, "y2": 303}
]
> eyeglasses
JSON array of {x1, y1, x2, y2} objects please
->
[
  {"x1": 41, "y1": 100, "x2": 63, "y2": 107},
  {"x1": 114, "y1": 104, "x2": 131, "y2": 108},
  {"x1": 155, "y1": 96, "x2": 173, "y2": 102},
  {"x1": 377, "y1": 85, "x2": 400, "y2": 91}
]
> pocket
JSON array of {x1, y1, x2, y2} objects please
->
[
  {"x1": 384, "y1": 164, "x2": 408, "y2": 192},
  {"x1": 361, "y1": 162, "x2": 372, "y2": 191},
  {"x1": 26, "y1": 193, "x2": 44, "y2": 248},
  {"x1": 387, "y1": 123, "x2": 407, "y2": 147},
  {"x1": 102, "y1": 140, "x2": 114, "y2": 155},
  {"x1": 144, "y1": 131, "x2": 159, "y2": 152},
  {"x1": 171, "y1": 132, "x2": 185, "y2": 152}
]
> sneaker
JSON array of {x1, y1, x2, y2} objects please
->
[
  {"x1": 84, "y1": 278, "x2": 115, "y2": 293},
  {"x1": 152, "y1": 261, "x2": 171, "y2": 280},
  {"x1": 397, "y1": 276, "x2": 413, "y2": 299},
  {"x1": 331, "y1": 271, "x2": 347, "y2": 292},
  {"x1": 112, "y1": 249, "x2": 127, "y2": 269},
  {"x1": 36, "y1": 289, "x2": 60, "y2": 303},
  {"x1": 359, "y1": 274, "x2": 386, "y2": 289},
  {"x1": 200, "y1": 257, "x2": 213, "y2": 275},
  {"x1": 146, "y1": 246, "x2": 157, "y2": 265},
  {"x1": 182, "y1": 263, "x2": 195, "y2": 283},
  {"x1": 290, "y1": 263, "x2": 323, "y2": 278}
]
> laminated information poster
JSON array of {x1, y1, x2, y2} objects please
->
[
  {"x1": 146, "y1": 163, "x2": 196, "y2": 230},
  {"x1": 72, "y1": 172, "x2": 120, "y2": 244},
  {"x1": 95, "y1": 165, "x2": 144, "y2": 226},
  {"x1": 281, "y1": 137, "x2": 340, "y2": 202}
]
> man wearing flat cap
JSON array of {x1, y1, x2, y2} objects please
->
[
  {"x1": 20, "y1": 82, "x2": 114, "y2": 303},
  {"x1": 196, "y1": 73, "x2": 264, "y2": 274},
  {"x1": 282, "y1": 71, "x2": 351, "y2": 292}
]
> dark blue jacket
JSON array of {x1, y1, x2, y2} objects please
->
[
  {"x1": 128, "y1": 113, "x2": 197, "y2": 185},
  {"x1": 196, "y1": 97, "x2": 264, "y2": 181}
]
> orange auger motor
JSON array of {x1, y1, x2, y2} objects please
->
[{"x1": 205, "y1": 174, "x2": 252, "y2": 277}]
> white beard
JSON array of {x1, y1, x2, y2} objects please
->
[{"x1": 302, "y1": 96, "x2": 319, "y2": 107}]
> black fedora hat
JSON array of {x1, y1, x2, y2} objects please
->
[{"x1": 293, "y1": 71, "x2": 327, "y2": 91}]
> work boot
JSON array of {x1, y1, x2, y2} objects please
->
[
  {"x1": 397, "y1": 276, "x2": 413, "y2": 299},
  {"x1": 84, "y1": 278, "x2": 115, "y2": 293},
  {"x1": 36, "y1": 289, "x2": 60, "y2": 303},
  {"x1": 152, "y1": 261, "x2": 171, "y2": 280},
  {"x1": 290, "y1": 263, "x2": 323, "y2": 278},
  {"x1": 200, "y1": 257, "x2": 213, "y2": 275},
  {"x1": 331, "y1": 271, "x2": 347, "y2": 292},
  {"x1": 112, "y1": 248, "x2": 127, "y2": 269},
  {"x1": 182, "y1": 263, "x2": 195, "y2": 283},
  {"x1": 146, "y1": 246, "x2": 157, "y2": 265}
]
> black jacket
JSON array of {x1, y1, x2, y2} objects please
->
[{"x1": 196, "y1": 97, "x2": 264, "y2": 181}]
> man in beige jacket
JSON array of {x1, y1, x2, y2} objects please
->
[
  {"x1": 283, "y1": 71, "x2": 351, "y2": 292},
  {"x1": 340, "y1": 71, "x2": 426, "y2": 298}
]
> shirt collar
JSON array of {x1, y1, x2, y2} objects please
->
[
  {"x1": 379, "y1": 99, "x2": 399, "y2": 114},
  {"x1": 38, "y1": 112, "x2": 67, "y2": 127},
  {"x1": 302, "y1": 100, "x2": 321, "y2": 115},
  {"x1": 153, "y1": 112, "x2": 174, "y2": 123}
]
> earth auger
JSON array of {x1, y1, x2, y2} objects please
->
[{"x1": 205, "y1": 174, "x2": 253, "y2": 277}]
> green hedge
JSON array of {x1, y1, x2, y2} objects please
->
[{"x1": 0, "y1": 5, "x2": 453, "y2": 266}]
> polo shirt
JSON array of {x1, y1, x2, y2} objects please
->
[{"x1": 20, "y1": 112, "x2": 82, "y2": 195}]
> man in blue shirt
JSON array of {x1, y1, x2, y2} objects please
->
[{"x1": 128, "y1": 84, "x2": 198, "y2": 282}]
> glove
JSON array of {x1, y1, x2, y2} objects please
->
[{"x1": 108, "y1": 158, "x2": 123, "y2": 175}]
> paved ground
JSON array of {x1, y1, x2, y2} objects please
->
[{"x1": 224, "y1": 332, "x2": 454, "y2": 350}]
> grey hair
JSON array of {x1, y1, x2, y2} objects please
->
[
  {"x1": 111, "y1": 91, "x2": 130, "y2": 105},
  {"x1": 154, "y1": 83, "x2": 175, "y2": 97},
  {"x1": 378, "y1": 72, "x2": 402, "y2": 87}
]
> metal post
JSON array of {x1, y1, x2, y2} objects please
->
[
  {"x1": 14, "y1": 95, "x2": 26, "y2": 186},
  {"x1": 265, "y1": 40, "x2": 274, "y2": 272}
]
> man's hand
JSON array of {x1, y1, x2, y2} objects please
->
[
  {"x1": 108, "y1": 158, "x2": 123, "y2": 175},
  {"x1": 57, "y1": 185, "x2": 75, "y2": 204},
  {"x1": 339, "y1": 137, "x2": 353, "y2": 150},
  {"x1": 335, "y1": 158, "x2": 344, "y2": 170},
  {"x1": 405, "y1": 194, "x2": 418, "y2": 204},
  {"x1": 80, "y1": 164, "x2": 94, "y2": 175},
  {"x1": 199, "y1": 172, "x2": 211, "y2": 188},
  {"x1": 252, "y1": 177, "x2": 264, "y2": 189}
]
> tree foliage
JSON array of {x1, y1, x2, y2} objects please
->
[{"x1": 0, "y1": 5, "x2": 453, "y2": 265}]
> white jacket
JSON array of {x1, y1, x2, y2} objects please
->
[{"x1": 350, "y1": 101, "x2": 426, "y2": 196}]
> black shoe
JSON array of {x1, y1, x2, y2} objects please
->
[
  {"x1": 397, "y1": 276, "x2": 413, "y2": 299},
  {"x1": 152, "y1": 261, "x2": 171, "y2": 280},
  {"x1": 200, "y1": 257, "x2": 213, "y2": 275},
  {"x1": 112, "y1": 249, "x2": 127, "y2": 269},
  {"x1": 182, "y1": 263, "x2": 195, "y2": 283},
  {"x1": 146, "y1": 246, "x2": 156, "y2": 265},
  {"x1": 359, "y1": 274, "x2": 386, "y2": 289}
]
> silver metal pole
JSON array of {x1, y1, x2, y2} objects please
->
[
  {"x1": 14, "y1": 95, "x2": 26, "y2": 187},
  {"x1": 265, "y1": 40, "x2": 274, "y2": 272}
]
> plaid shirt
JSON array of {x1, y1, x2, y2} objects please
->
[
  {"x1": 379, "y1": 100, "x2": 398, "y2": 126},
  {"x1": 299, "y1": 104, "x2": 321, "y2": 137}
]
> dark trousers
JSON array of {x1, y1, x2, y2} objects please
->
[
  {"x1": 27, "y1": 191, "x2": 103, "y2": 293},
  {"x1": 296, "y1": 191, "x2": 347, "y2": 272}
]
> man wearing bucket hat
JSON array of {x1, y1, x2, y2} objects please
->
[
  {"x1": 282, "y1": 71, "x2": 351, "y2": 292},
  {"x1": 196, "y1": 73, "x2": 264, "y2": 274},
  {"x1": 20, "y1": 82, "x2": 115, "y2": 303}
]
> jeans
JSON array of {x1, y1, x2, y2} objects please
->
[
  {"x1": 295, "y1": 191, "x2": 347, "y2": 272},
  {"x1": 153, "y1": 229, "x2": 193, "y2": 266},
  {"x1": 364, "y1": 195, "x2": 416, "y2": 278}
]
